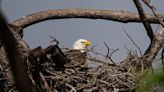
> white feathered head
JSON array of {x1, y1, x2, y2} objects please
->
[{"x1": 73, "y1": 39, "x2": 91, "y2": 52}]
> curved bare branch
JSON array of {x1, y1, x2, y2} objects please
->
[{"x1": 11, "y1": 8, "x2": 164, "y2": 32}]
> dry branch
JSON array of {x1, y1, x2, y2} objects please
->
[
  {"x1": 133, "y1": 0, "x2": 164, "y2": 64},
  {"x1": 123, "y1": 28, "x2": 142, "y2": 56},
  {"x1": 133, "y1": 0, "x2": 154, "y2": 42},
  {"x1": 144, "y1": 28, "x2": 164, "y2": 61},
  {"x1": 11, "y1": 8, "x2": 164, "y2": 33},
  {"x1": 0, "y1": 11, "x2": 36, "y2": 92},
  {"x1": 142, "y1": 0, "x2": 164, "y2": 27},
  {"x1": 104, "y1": 42, "x2": 116, "y2": 65}
]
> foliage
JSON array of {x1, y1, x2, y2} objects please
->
[{"x1": 137, "y1": 68, "x2": 164, "y2": 92}]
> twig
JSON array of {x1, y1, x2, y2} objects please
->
[
  {"x1": 109, "y1": 48, "x2": 119, "y2": 57},
  {"x1": 88, "y1": 44, "x2": 98, "y2": 51},
  {"x1": 99, "y1": 80, "x2": 113, "y2": 86},
  {"x1": 45, "y1": 70, "x2": 65, "y2": 79},
  {"x1": 49, "y1": 36, "x2": 59, "y2": 45},
  {"x1": 155, "y1": 24, "x2": 160, "y2": 33},
  {"x1": 65, "y1": 83, "x2": 77, "y2": 92},
  {"x1": 104, "y1": 42, "x2": 116, "y2": 65},
  {"x1": 104, "y1": 42, "x2": 110, "y2": 58},
  {"x1": 133, "y1": 0, "x2": 154, "y2": 42},
  {"x1": 76, "y1": 83, "x2": 95, "y2": 91},
  {"x1": 39, "y1": 72, "x2": 51, "y2": 92},
  {"x1": 123, "y1": 28, "x2": 142, "y2": 56},
  {"x1": 86, "y1": 57, "x2": 106, "y2": 64},
  {"x1": 142, "y1": 0, "x2": 164, "y2": 27},
  {"x1": 88, "y1": 49, "x2": 112, "y2": 63},
  {"x1": 8, "y1": 86, "x2": 16, "y2": 92}
]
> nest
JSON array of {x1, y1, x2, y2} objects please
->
[
  {"x1": 0, "y1": 45, "x2": 139, "y2": 92},
  {"x1": 42, "y1": 63, "x2": 137, "y2": 92}
]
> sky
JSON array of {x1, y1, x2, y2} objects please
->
[{"x1": 1, "y1": 0, "x2": 164, "y2": 61}]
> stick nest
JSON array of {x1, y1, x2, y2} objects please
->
[{"x1": 1, "y1": 51, "x2": 138, "y2": 92}]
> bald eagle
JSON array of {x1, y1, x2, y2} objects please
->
[{"x1": 64, "y1": 39, "x2": 91, "y2": 68}]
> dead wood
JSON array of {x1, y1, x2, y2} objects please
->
[
  {"x1": 133, "y1": 0, "x2": 154, "y2": 42},
  {"x1": 0, "y1": 43, "x2": 139, "y2": 92},
  {"x1": 142, "y1": 0, "x2": 164, "y2": 27},
  {"x1": 133, "y1": 0, "x2": 164, "y2": 67},
  {"x1": 11, "y1": 9, "x2": 164, "y2": 33},
  {"x1": 0, "y1": 11, "x2": 38, "y2": 92}
]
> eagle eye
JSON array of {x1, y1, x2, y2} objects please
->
[{"x1": 81, "y1": 41, "x2": 85, "y2": 43}]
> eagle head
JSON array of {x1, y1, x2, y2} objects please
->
[{"x1": 73, "y1": 39, "x2": 91, "y2": 52}]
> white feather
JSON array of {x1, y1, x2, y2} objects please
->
[{"x1": 73, "y1": 39, "x2": 91, "y2": 52}]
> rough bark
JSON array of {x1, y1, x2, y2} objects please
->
[
  {"x1": 0, "y1": 11, "x2": 37, "y2": 92},
  {"x1": 11, "y1": 9, "x2": 164, "y2": 33},
  {"x1": 133, "y1": 0, "x2": 164, "y2": 66},
  {"x1": 144, "y1": 28, "x2": 164, "y2": 60}
]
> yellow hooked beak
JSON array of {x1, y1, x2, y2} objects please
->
[{"x1": 84, "y1": 40, "x2": 91, "y2": 47}]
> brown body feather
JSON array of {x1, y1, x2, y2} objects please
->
[{"x1": 64, "y1": 50, "x2": 87, "y2": 68}]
